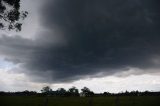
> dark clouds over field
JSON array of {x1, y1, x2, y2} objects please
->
[{"x1": 0, "y1": 0, "x2": 160, "y2": 82}]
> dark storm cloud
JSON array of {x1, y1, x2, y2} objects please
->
[{"x1": 0, "y1": 0, "x2": 160, "y2": 82}]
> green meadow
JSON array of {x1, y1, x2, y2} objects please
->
[{"x1": 0, "y1": 96, "x2": 160, "y2": 106}]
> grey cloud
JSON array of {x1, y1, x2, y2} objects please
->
[{"x1": 0, "y1": 0, "x2": 160, "y2": 82}]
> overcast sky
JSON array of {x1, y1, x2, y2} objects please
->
[{"x1": 0, "y1": 0, "x2": 160, "y2": 93}]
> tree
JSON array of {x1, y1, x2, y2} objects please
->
[
  {"x1": 68, "y1": 86, "x2": 79, "y2": 96},
  {"x1": 41, "y1": 86, "x2": 52, "y2": 94},
  {"x1": 0, "y1": 0, "x2": 28, "y2": 31},
  {"x1": 103, "y1": 92, "x2": 111, "y2": 96},
  {"x1": 81, "y1": 87, "x2": 94, "y2": 97},
  {"x1": 57, "y1": 88, "x2": 66, "y2": 96},
  {"x1": 81, "y1": 87, "x2": 90, "y2": 94}
]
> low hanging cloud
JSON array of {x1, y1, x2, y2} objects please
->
[{"x1": 0, "y1": 0, "x2": 160, "y2": 82}]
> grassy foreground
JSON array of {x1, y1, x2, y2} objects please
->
[{"x1": 0, "y1": 96, "x2": 160, "y2": 106}]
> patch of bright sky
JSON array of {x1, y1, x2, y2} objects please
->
[
  {"x1": 51, "y1": 74, "x2": 160, "y2": 93},
  {"x1": 0, "y1": 57, "x2": 15, "y2": 70}
]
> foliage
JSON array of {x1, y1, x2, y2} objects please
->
[
  {"x1": 41, "y1": 86, "x2": 52, "y2": 94},
  {"x1": 56, "y1": 88, "x2": 67, "y2": 96},
  {"x1": 81, "y1": 87, "x2": 94, "y2": 96},
  {"x1": 68, "y1": 86, "x2": 79, "y2": 96},
  {"x1": 0, "y1": 0, "x2": 28, "y2": 31}
]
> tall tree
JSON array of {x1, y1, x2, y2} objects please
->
[
  {"x1": 81, "y1": 87, "x2": 94, "y2": 96},
  {"x1": 57, "y1": 88, "x2": 67, "y2": 96},
  {"x1": 41, "y1": 86, "x2": 52, "y2": 94},
  {"x1": 0, "y1": 0, "x2": 28, "y2": 31},
  {"x1": 68, "y1": 86, "x2": 79, "y2": 96}
]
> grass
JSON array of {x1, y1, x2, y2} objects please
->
[{"x1": 0, "y1": 96, "x2": 160, "y2": 106}]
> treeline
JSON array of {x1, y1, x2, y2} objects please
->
[
  {"x1": 102, "y1": 91, "x2": 160, "y2": 96},
  {"x1": 0, "y1": 86, "x2": 160, "y2": 97}
]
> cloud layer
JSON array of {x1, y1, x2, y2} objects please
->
[{"x1": 0, "y1": 0, "x2": 160, "y2": 82}]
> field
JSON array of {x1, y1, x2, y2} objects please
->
[{"x1": 0, "y1": 96, "x2": 160, "y2": 106}]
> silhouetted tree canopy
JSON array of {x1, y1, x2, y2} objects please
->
[
  {"x1": 81, "y1": 87, "x2": 90, "y2": 94},
  {"x1": 41, "y1": 86, "x2": 52, "y2": 94},
  {"x1": 0, "y1": 0, "x2": 28, "y2": 31},
  {"x1": 68, "y1": 86, "x2": 79, "y2": 96},
  {"x1": 81, "y1": 87, "x2": 94, "y2": 96},
  {"x1": 56, "y1": 88, "x2": 67, "y2": 96}
]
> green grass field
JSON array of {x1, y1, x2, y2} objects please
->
[{"x1": 0, "y1": 96, "x2": 160, "y2": 106}]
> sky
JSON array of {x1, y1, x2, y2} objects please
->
[{"x1": 0, "y1": 0, "x2": 160, "y2": 93}]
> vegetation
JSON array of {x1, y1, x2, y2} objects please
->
[
  {"x1": 0, "y1": 0, "x2": 28, "y2": 31},
  {"x1": 1, "y1": 86, "x2": 160, "y2": 97},
  {"x1": 0, "y1": 86, "x2": 160, "y2": 106},
  {"x1": 81, "y1": 87, "x2": 94, "y2": 96},
  {"x1": 41, "y1": 86, "x2": 52, "y2": 94}
]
